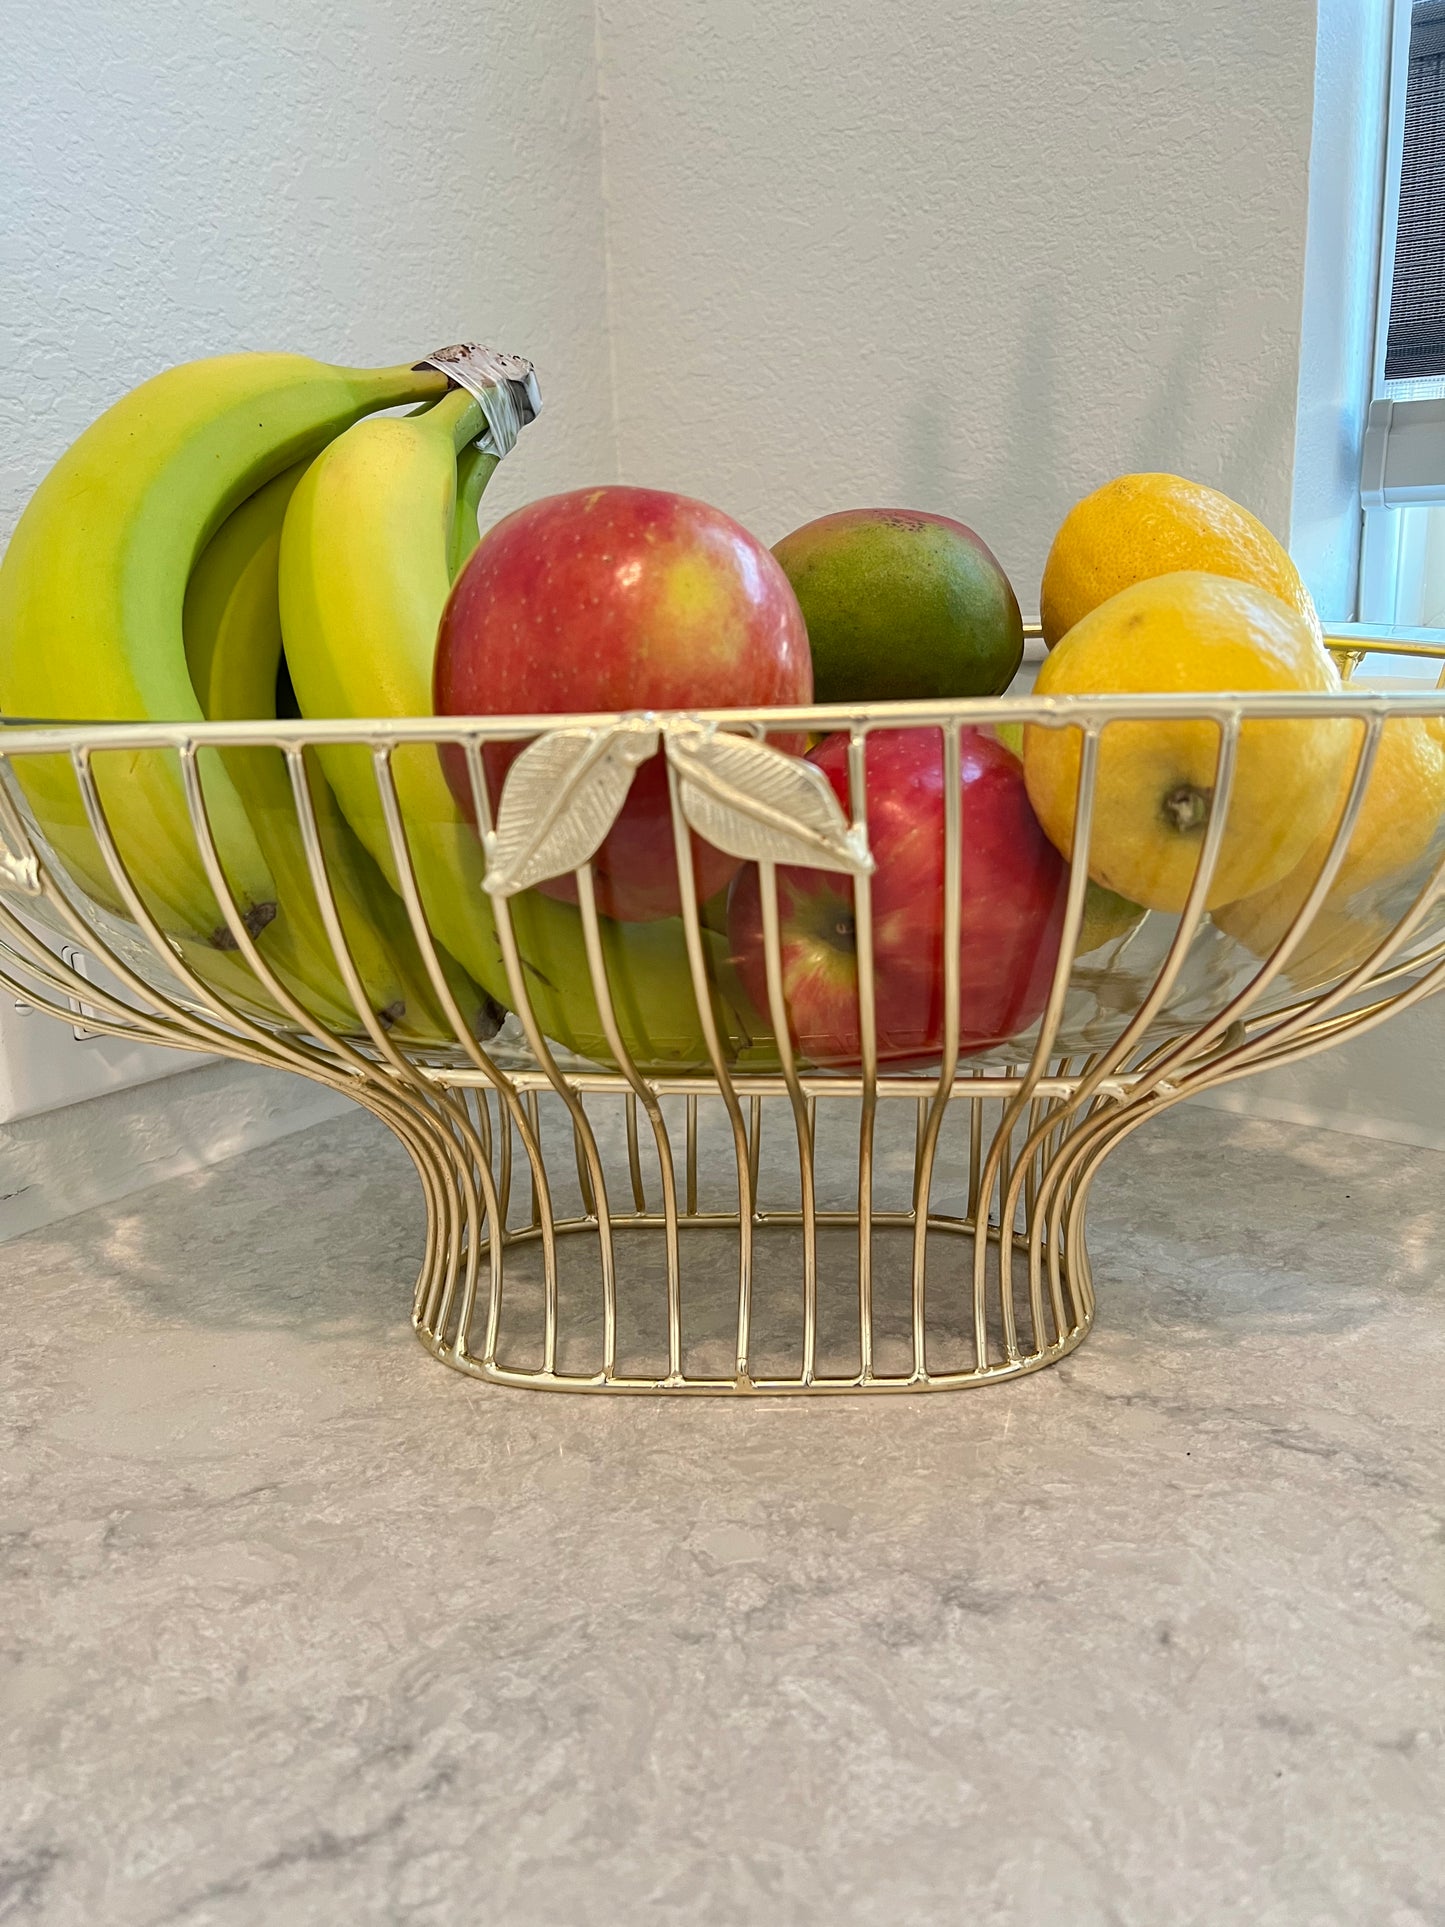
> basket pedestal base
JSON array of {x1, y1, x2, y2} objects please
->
[{"x1": 370, "y1": 1079, "x2": 1109, "y2": 1396}]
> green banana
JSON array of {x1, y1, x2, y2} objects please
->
[
  {"x1": 182, "y1": 459, "x2": 494, "y2": 1045},
  {"x1": 278, "y1": 385, "x2": 752, "y2": 1070},
  {"x1": 0, "y1": 352, "x2": 447, "y2": 950}
]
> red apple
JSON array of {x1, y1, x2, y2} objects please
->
[
  {"x1": 434, "y1": 485, "x2": 812, "y2": 920},
  {"x1": 727, "y1": 728, "x2": 1068, "y2": 1068}
]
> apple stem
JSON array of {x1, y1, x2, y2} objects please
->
[{"x1": 1161, "y1": 784, "x2": 1211, "y2": 834}]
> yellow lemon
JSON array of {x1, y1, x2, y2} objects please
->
[
  {"x1": 1216, "y1": 899, "x2": 1394, "y2": 990},
  {"x1": 1023, "y1": 572, "x2": 1352, "y2": 913},
  {"x1": 1214, "y1": 714, "x2": 1445, "y2": 985},
  {"x1": 1040, "y1": 472, "x2": 1321, "y2": 649}
]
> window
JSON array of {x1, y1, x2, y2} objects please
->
[
  {"x1": 1382, "y1": 0, "x2": 1445, "y2": 386},
  {"x1": 1359, "y1": 0, "x2": 1445, "y2": 625}
]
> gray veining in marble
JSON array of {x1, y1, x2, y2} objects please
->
[{"x1": 0, "y1": 1099, "x2": 1442, "y2": 1926}]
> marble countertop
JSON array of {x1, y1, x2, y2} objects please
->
[{"x1": 1, "y1": 1099, "x2": 1442, "y2": 1926}]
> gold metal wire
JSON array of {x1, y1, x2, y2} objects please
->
[{"x1": 2, "y1": 633, "x2": 1442, "y2": 1393}]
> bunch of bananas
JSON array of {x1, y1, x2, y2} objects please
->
[{"x1": 0, "y1": 348, "x2": 748, "y2": 1065}]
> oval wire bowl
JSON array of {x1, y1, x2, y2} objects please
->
[{"x1": 2, "y1": 631, "x2": 1442, "y2": 1393}]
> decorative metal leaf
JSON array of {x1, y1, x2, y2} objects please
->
[
  {"x1": 483, "y1": 721, "x2": 659, "y2": 897},
  {"x1": 666, "y1": 725, "x2": 873, "y2": 875}
]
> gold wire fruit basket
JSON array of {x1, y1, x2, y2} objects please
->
[{"x1": 2, "y1": 632, "x2": 1443, "y2": 1394}]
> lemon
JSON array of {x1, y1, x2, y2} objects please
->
[
  {"x1": 1023, "y1": 572, "x2": 1353, "y2": 913},
  {"x1": 1040, "y1": 472, "x2": 1320, "y2": 649},
  {"x1": 1217, "y1": 900, "x2": 1394, "y2": 991},
  {"x1": 1214, "y1": 714, "x2": 1445, "y2": 984}
]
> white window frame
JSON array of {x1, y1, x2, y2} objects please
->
[{"x1": 1291, "y1": 0, "x2": 1392, "y2": 626}]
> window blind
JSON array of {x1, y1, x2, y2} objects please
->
[{"x1": 1385, "y1": 0, "x2": 1445, "y2": 382}]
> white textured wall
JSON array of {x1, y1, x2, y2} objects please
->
[
  {"x1": 1197, "y1": 993, "x2": 1445, "y2": 1155},
  {"x1": 0, "y1": 0, "x2": 614, "y2": 544},
  {"x1": 594, "y1": 1, "x2": 1445, "y2": 1153},
  {"x1": 595, "y1": 0, "x2": 1319, "y2": 608},
  {"x1": 0, "y1": 1060, "x2": 350, "y2": 1241},
  {"x1": 1, "y1": 0, "x2": 1437, "y2": 1226},
  {"x1": 0, "y1": 0, "x2": 614, "y2": 1227}
]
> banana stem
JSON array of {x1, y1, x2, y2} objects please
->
[
  {"x1": 430, "y1": 383, "x2": 488, "y2": 454},
  {"x1": 449, "y1": 445, "x2": 502, "y2": 580}
]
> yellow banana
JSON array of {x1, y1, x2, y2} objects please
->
[
  {"x1": 183, "y1": 464, "x2": 308, "y2": 730},
  {"x1": 279, "y1": 385, "x2": 752, "y2": 1069},
  {"x1": 0, "y1": 352, "x2": 447, "y2": 951},
  {"x1": 183, "y1": 460, "x2": 496, "y2": 1045}
]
